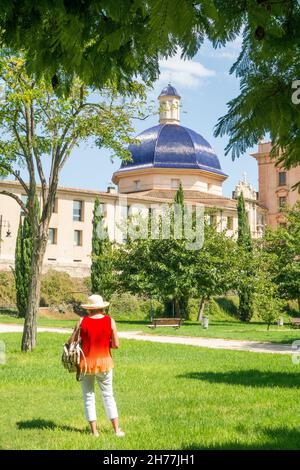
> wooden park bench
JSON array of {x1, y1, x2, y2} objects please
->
[
  {"x1": 290, "y1": 317, "x2": 300, "y2": 329},
  {"x1": 148, "y1": 318, "x2": 183, "y2": 329}
]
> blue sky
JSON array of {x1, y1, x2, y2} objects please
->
[{"x1": 60, "y1": 38, "x2": 259, "y2": 198}]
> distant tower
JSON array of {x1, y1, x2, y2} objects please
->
[{"x1": 158, "y1": 84, "x2": 181, "y2": 125}]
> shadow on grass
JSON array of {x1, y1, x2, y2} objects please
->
[
  {"x1": 17, "y1": 419, "x2": 87, "y2": 434},
  {"x1": 182, "y1": 427, "x2": 300, "y2": 450},
  {"x1": 215, "y1": 297, "x2": 239, "y2": 319},
  {"x1": 178, "y1": 369, "x2": 300, "y2": 389}
]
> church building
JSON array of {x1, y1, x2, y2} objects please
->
[{"x1": 0, "y1": 85, "x2": 290, "y2": 277}]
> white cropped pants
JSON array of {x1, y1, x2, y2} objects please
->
[{"x1": 80, "y1": 370, "x2": 118, "y2": 422}]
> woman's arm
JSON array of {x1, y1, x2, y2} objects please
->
[{"x1": 110, "y1": 318, "x2": 119, "y2": 349}]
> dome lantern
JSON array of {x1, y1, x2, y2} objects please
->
[{"x1": 158, "y1": 84, "x2": 180, "y2": 125}]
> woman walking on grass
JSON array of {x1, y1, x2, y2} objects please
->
[{"x1": 69, "y1": 294, "x2": 125, "y2": 438}]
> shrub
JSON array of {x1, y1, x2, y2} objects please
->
[
  {"x1": 0, "y1": 271, "x2": 16, "y2": 307},
  {"x1": 204, "y1": 298, "x2": 221, "y2": 318},
  {"x1": 40, "y1": 270, "x2": 87, "y2": 310},
  {"x1": 109, "y1": 292, "x2": 163, "y2": 321}
]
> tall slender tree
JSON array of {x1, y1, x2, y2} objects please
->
[
  {"x1": 237, "y1": 192, "x2": 254, "y2": 322},
  {"x1": 91, "y1": 198, "x2": 114, "y2": 299},
  {"x1": 14, "y1": 213, "x2": 33, "y2": 318},
  {"x1": 174, "y1": 181, "x2": 184, "y2": 206}
]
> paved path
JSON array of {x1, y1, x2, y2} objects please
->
[{"x1": 1, "y1": 323, "x2": 298, "y2": 355}]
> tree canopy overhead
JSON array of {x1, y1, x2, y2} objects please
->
[
  {"x1": 1, "y1": 1, "x2": 300, "y2": 170},
  {"x1": 0, "y1": 0, "x2": 204, "y2": 91}
]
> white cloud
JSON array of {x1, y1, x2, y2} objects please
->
[
  {"x1": 199, "y1": 36, "x2": 243, "y2": 61},
  {"x1": 158, "y1": 50, "x2": 215, "y2": 89}
]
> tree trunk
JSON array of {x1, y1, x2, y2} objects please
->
[
  {"x1": 174, "y1": 298, "x2": 180, "y2": 317},
  {"x1": 298, "y1": 297, "x2": 300, "y2": 313},
  {"x1": 197, "y1": 296, "x2": 206, "y2": 322},
  {"x1": 21, "y1": 227, "x2": 48, "y2": 352}
]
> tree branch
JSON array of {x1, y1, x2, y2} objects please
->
[
  {"x1": 0, "y1": 161, "x2": 29, "y2": 194},
  {"x1": 58, "y1": 135, "x2": 78, "y2": 170},
  {"x1": 0, "y1": 190, "x2": 28, "y2": 214}
]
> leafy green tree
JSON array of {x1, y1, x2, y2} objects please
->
[
  {"x1": 237, "y1": 192, "x2": 254, "y2": 322},
  {"x1": 0, "y1": 0, "x2": 211, "y2": 92},
  {"x1": 114, "y1": 235, "x2": 194, "y2": 318},
  {"x1": 193, "y1": 223, "x2": 238, "y2": 321},
  {"x1": 91, "y1": 197, "x2": 114, "y2": 299},
  {"x1": 263, "y1": 203, "x2": 300, "y2": 311},
  {"x1": 0, "y1": 55, "x2": 146, "y2": 351},
  {"x1": 254, "y1": 267, "x2": 286, "y2": 331},
  {"x1": 209, "y1": 0, "x2": 300, "y2": 177},
  {"x1": 115, "y1": 195, "x2": 238, "y2": 320}
]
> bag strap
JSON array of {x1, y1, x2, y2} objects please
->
[{"x1": 75, "y1": 317, "x2": 83, "y2": 342}]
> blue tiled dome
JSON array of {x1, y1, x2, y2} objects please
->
[
  {"x1": 120, "y1": 124, "x2": 226, "y2": 176},
  {"x1": 159, "y1": 84, "x2": 180, "y2": 98}
]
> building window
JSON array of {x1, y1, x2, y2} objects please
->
[
  {"x1": 48, "y1": 228, "x2": 57, "y2": 244},
  {"x1": 74, "y1": 230, "x2": 82, "y2": 246},
  {"x1": 134, "y1": 180, "x2": 141, "y2": 191},
  {"x1": 52, "y1": 198, "x2": 58, "y2": 213},
  {"x1": 207, "y1": 214, "x2": 216, "y2": 226},
  {"x1": 227, "y1": 216, "x2": 233, "y2": 230},
  {"x1": 171, "y1": 179, "x2": 180, "y2": 189},
  {"x1": 257, "y1": 213, "x2": 265, "y2": 226},
  {"x1": 73, "y1": 200, "x2": 83, "y2": 221},
  {"x1": 279, "y1": 196, "x2": 287, "y2": 208},
  {"x1": 278, "y1": 171, "x2": 286, "y2": 186}
]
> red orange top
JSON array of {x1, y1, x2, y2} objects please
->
[{"x1": 79, "y1": 315, "x2": 114, "y2": 374}]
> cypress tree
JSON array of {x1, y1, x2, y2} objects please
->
[
  {"x1": 91, "y1": 198, "x2": 114, "y2": 299},
  {"x1": 237, "y1": 192, "x2": 252, "y2": 250},
  {"x1": 174, "y1": 181, "x2": 184, "y2": 206},
  {"x1": 15, "y1": 214, "x2": 32, "y2": 318},
  {"x1": 172, "y1": 183, "x2": 189, "y2": 318},
  {"x1": 237, "y1": 192, "x2": 254, "y2": 322}
]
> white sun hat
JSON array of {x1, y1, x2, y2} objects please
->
[{"x1": 81, "y1": 294, "x2": 110, "y2": 310}]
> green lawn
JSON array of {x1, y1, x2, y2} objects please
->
[
  {"x1": 0, "y1": 310, "x2": 77, "y2": 329},
  {"x1": 2, "y1": 311, "x2": 300, "y2": 344},
  {"x1": 1, "y1": 332, "x2": 300, "y2": 450}
]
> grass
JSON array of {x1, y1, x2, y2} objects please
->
[
  {"x1": 2, "y1": 309, "x2": 300, "y2": 344},
  {"x1": 1, "y1": 332, "x2": 300, "y2": 450}
]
